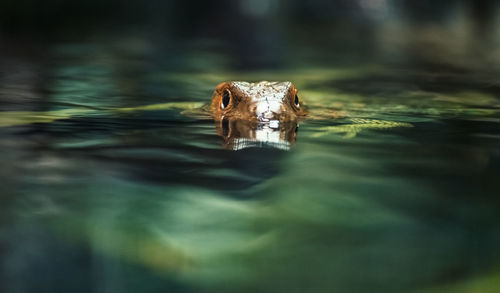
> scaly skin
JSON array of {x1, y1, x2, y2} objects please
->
[{"x1": 210, "y1": 81, "x2": 306, "y2": 124}]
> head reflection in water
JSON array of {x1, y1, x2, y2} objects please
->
[
  {"x1": 215, "y1": 119, "x2": 299, "y2": 151},
  {"x1": 211, "y1": 81, "x2": 306, "y2": 150}
]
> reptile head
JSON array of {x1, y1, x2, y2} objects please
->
[
  {"x1": 211, "y1": 81, "x2": 305, "y2": 150},
  {"x1": 211, "y1": 81, "x2": 306, "y2": 124}
]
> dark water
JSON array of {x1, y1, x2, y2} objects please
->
[{"x1": 2, "y1": 22, "x2": 500, "y2": 293}]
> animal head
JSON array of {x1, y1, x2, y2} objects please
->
[{"x1": 211, "y1": 81, "x2": 306, "y2": 124}]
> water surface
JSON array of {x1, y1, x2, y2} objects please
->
[{"x1": 1, "y1": 34, "x2": 500, "y2": 293}]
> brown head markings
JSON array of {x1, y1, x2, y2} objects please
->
[{"x1": 211, "y1": 81, "x2": 306, "y2": 123}]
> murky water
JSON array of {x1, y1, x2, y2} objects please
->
[{"x1": 1, "y1": 31, "x2": 500, "y2": 293}]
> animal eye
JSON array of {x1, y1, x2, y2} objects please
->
[
  {"x1": 221, "y1": 89, "x2": 231, "y2": 109},
  {"x1": 294, "y1": 94, "x2": 300, "y2": 107}
]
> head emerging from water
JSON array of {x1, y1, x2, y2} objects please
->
[
  {"x1": 211, "y1": 81, "x2": 306, "y2": 150},
  {"x1": 211, "y1": 81, "x2": 306, "y2": 124}
]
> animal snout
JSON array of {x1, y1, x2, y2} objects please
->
[
  {"x1": 256, "y1": 100, "x2": 282, "y2": 122},
  {"x1": 258, "y1": 111, "x2": 277, "y2": 122}
]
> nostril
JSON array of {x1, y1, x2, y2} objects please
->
[
  {"x1": 255, "y1": 101, "x2": 282, "y2": 122},
  {"x1": 258, "y1": 113, "x2": 270, "y2": 122},
  {"x1": 258, "y1": 111, "x2": 279, "y2": 122}
]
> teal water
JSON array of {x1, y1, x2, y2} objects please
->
[{"x1": 1, "y1": 35, "x2": 500, "y2": 293}]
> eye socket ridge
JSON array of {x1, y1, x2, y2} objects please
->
[{"x1": 221, "y1": 89, "x2": 231, "y2": 109}]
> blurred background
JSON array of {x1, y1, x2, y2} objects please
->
[
  {"x1": 2, "y1": 0, "x2": 500, "y2": 110},
  {"x1": 1, "y1": 1, "x2": 500, "y2": 293},
  {"x1": 2, "y1": 0, "x2": 500, "y2": 68}
]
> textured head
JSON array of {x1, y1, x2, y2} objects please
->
[{"x1": 211, "y1": 81, "x2": 306, "y2": 124}]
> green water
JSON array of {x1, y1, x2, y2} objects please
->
[{"x1": 1, "y1": 36, "x2": 500, "y2": 293}]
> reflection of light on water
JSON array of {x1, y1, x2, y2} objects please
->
[
  {"x1": 233, "y1": 123, "x2": 290, "y2": 151},
  {"x1": 256, "y1": 123, "x2": 281, "y2": 142},
  {"x1": 232, "y1": 137, "x2": 290, "y2": 151}
]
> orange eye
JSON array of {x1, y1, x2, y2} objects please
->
[{"x1": 221, "y1": 89, "x2": 231, "y2": 109}]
